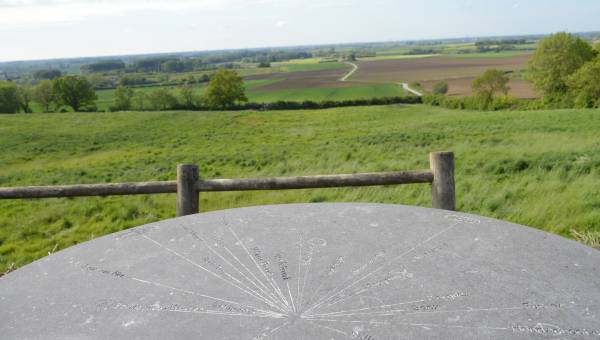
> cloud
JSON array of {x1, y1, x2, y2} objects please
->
[
  {"x1": 0, "y1": 0, "x2": 276, "y2": 25},
  {"x1": 275, "y1": 20, "x2": 288, "y2": 28}
]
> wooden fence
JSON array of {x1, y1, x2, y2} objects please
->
[{"x1": 0, "y1": 152, "x2": 455, "y2": 216}]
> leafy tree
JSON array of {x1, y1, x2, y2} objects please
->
[
  {"x1": 200, "y1": 74, "x2": 211, "y2": 83},
  {"x1": 131, "y1": 91, "x2": 148, "y2": 110},
  {"x1": 52, "y1": 76, "x2": 97, "y2": 111},
  {"x1": 527, "y1": 32, "x2": 596, "y2": 100},
  {"x1": 204, "y1": 69, "x2": 247, "y2": 109},
  {"x1": 432, "y1": 81, "x2": 449, "y2": 95},
  {"x1": 148, "y1": 88, "x2": 178, "y2": 110},
  {"x1": 120, "y1": 74, "x2": 150, "y2": 86},
  {"x1": 162, "y1": 60, "x2": 186, "y2": 73},
  {"x1": 86, "y1": 74, "x2": 103, "y2": 89},
  {"x1": 17, "y1": 85, "x2": 33, "y2": 113},
  {"x1": 33, "y1": 69, "x2": 61, "y2": 81},
  {"x1": 33, "y1": 80, "x2": 55, "y2": 112},
  {"x1": 472, "y1": 69, "x2": 510, "y2": 108},
  {"x1": 0, "y1": 80, "x2": 20, "y2": 113},
  {"x1": 179, "y1": 84, "x2": 196, "y2": 109},
  {"x1": 81, "y1": 60, "x2": 125, "y2": 73},
  {"x1": 258, "y1": 61, "x2": 271, "y2": 68},
  {"x1": 567, "y1": 57, "x2": 600, "y2": 108},
  {"x1": 112, "y1": 86, "x2": 135, "y2": 111}
]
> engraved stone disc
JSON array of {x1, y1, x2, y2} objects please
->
[{"x1": 1, "y1": 203, "x2": 600, "y2": 339}]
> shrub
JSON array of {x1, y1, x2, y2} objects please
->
[
  {"x1": 0, "y1": 81, "x2": 21, "y2": 114},
  {"x1": 432, "y1": 81, "x2": 449, "y2": 95}
]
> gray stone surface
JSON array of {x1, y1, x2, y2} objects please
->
[{"x1": 1, "y1": 203, "x2": 600, "y2": 339}]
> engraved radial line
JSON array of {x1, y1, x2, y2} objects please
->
[
  {"x1": 228, "y1": 227, "x2": 292, "y2": 311},
  {"x1": 308, "y1": 299, "x2": 427, "y2": 317},
  {"x1": 323, "y1": 287, "x2": 371, "y2": 309},
  {"x1": 226, "y1": 228, "x2": 291, "y2": 310},
  {"x1": 156, "y1": 308, "x2": 286, "y2": 318},
  {"x1": 296, "y1": 240, "x2": 303, "y2": 308},
  {"x1": 303, "y1": 255, "x2": 346, "y2": 307},
  {"x1": 304, "y1": 318, "x2": 365, "y2": 323},
  {"x1": 404, "y1": 306, "x2": 526, "y2": 316},
  {"x1": 267, "y1": 270, "x2": 291, "y2": 310},
  {"x1": 286, "y1": 282, "x2": 297, "y2": 313},
  {"x1": 306, "y1": 320, "x2": 349, "y2": 336},
  {"x1": 394, "y1": 321, "x2": 510, "y2": 331},
  {"x1": 266, "y1": 320, "x2": 291, "y2": 338},
  {"x1": 129, "y1": 277, "x2": 283, "y2": 318},
  {"x1": 302, "y1": 275, "x2": 329, "y2": 309},
  {"x1": 222, "y1": 244, "x2": 284, "y2": 307},
  {"x1": 220, "y1": 219, "x2": 286, "y2": 307},
  {"x1": 305, "y1": 221, "x2": 460, "y2": 314},
  {"x1": 140, "y1": 234, "x2": 286, "y2": 313},
  {"x1": 307, "y1": 309, "x2": 408, "y2": 318},
  {"x1": 299, "y1": 249, "x2": 315, "y2": 312},
  {"x1": 200, "y1": 251, "x2": 289, "y2": 314},
  {"x1": 223, "y1": 230, "x2": 292, "y2": 311},
  {"x1": 181, "y1": 225, "x2": 287, "y2": 311},
  {"x1": 304, "y1": 317, "x2": 389, "y2": 325}
]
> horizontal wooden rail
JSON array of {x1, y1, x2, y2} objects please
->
[
  {"x1": 0, "y1": 151, "x2": 456, "y2": 215},
  {"x1": 0, "y1": 181, "x2": 177, "y2": 199},
  {"x1": 196, "y1": 171, "x2": 433, "y2": 191},
  {"x1": 0, "y1": 171, "x2": 433, "y2": 199}
]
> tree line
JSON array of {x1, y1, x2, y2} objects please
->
[
  {"x1": 0, "y1": 76, "x2": 97, "y2": 113},
  {"x1": 0, "y1": 69, "x2": 422, "y2": 114}
]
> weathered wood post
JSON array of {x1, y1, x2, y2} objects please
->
[
  {"x1": 176, "y1": 164, "x2": 199, "y2": 217},
  {"x1": 430, "y1": 151, "x2": 455, "y2": 211}
]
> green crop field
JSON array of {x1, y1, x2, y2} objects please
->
[
  {"x1": 93, "y1": 80, "x2": 401, "y2": 111},
  {"x1": 1, "y1": 104, "x2": 600, "y2": 273},
  {"x1": 247, "y1": 83, "x2": 404, "y2": 102},
  {"x1": 272, "y1": 61, "x2": 348, "y2": 72}
]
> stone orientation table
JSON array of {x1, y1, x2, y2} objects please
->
[{"x1": 1, "y1": 203, "x2": 600, "y2": 339}]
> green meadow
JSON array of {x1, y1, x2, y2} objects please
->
[{"x1": 1, "y1": 104, "x2": 600, "y2": 273}]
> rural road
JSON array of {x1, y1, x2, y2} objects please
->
[
  {"x1": 339, "y1": 62, "x2": 358, "y2": 81},
  {"x1": 338, "y1": 61, "x2": 424, "y2": 97},
  {"x1": 400, "y1": 83, "x2": 423, "y2": 96}
]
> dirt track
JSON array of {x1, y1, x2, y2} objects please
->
[{"x1": 245, "y1": 54, "x2": 536, "y2": 97}]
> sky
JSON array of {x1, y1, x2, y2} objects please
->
[{"x1": 1, "y1": 0, "x2": 599, "y2": 62}]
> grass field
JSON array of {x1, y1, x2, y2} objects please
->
[{"x1": 1, "y1": 104, "x2": 600, "y2": 273}]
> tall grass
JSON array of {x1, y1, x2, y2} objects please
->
[{"x1": 0, "y1": 104, "x2": 599, "y2": 272}]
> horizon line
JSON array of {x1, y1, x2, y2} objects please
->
[{"x1": 1, "y1": 29, "x2": 599, "y2": 65}]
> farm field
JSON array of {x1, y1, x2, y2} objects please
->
[
  {"x1": 1, "y1": 105, "x2": 600, "y2": 273},
  {"x1": 351, "y1": 54, "x2": 535, "y2": 98},
  {"x1": 247, "y1": 83, "x2": 404, "y2": 102},
  {"x1": 90, "y1": 51, "x2": 538, "y2": 111}
]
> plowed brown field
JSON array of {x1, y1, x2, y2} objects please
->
[
  {"x1": 244, "y1": 54, "x2": 537, "y2": 98},
  {"x1": 352, "y1": 54, "x2": 536, "y2": 98}
]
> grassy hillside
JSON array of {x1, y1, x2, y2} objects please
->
[{"x1": 1, "y1": 105, "x2": 599, "y2": 272}]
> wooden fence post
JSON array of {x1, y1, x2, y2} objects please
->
[
  {"x1": 176, "y1": 164, "x2": 199, "y2": 217},
  {"x1": 430, "y1": 152, "x2": 455, "y2": 211}
]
